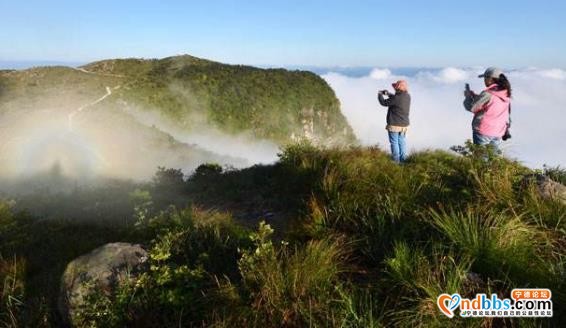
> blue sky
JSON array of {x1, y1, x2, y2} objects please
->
[{"x1": 1, "y1": 0, "x2": 565, "y2": 68}]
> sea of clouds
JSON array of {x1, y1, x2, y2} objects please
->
[{"x1": 322, "y1": 67, "x2": 566, "y2": 168}]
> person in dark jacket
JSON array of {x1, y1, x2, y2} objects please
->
[{"x1": 378, "y1": 80, "x2": 411, "y2": 163}]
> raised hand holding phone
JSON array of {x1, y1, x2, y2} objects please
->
[{"x1": 464, "y1": 83, "x2": 474, "y2": 97}]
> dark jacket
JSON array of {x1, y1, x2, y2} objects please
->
[{"x1": 378, "y1": 91, "x2": 410, "y2": 127}]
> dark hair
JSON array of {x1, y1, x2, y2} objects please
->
[{"x1": 496, "y1": 74, "x2": 512, "y2": 97}]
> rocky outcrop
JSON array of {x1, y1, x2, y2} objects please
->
[
  {"x1": 59, "y1": 242, "x2": 148, "y2": 326},
  {"x1": 290, "y1": 107, "x2": 353, "y2": 146},
  {"x1": 524, "y1": 174, "x2": 566, "y2": 205}
]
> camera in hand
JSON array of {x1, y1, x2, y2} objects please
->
[{"x1": 502, "y1": 128, "x2": 511, "y2": 141}]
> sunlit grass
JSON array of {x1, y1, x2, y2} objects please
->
[{"x1": 1, "y1": 143, "x2": 565, "y2": 326}]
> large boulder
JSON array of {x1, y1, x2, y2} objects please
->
[
  {"x1": 524, "y1": 174, "x2": 566, "y2": 205},
  {"x1": 59, "y1": 242, "x2": 148, "y2": 326}
]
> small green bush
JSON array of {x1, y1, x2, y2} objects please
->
[{"x1": 76, "y1": 207, "x2": 249, "y2": 327}]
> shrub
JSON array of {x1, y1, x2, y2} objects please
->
[
  {"x1": 193, "y1": 163, "x2": 223, "y2": 178},
  {"x1": 77, "y1": 207, "x2": 249, "y2": 327}
]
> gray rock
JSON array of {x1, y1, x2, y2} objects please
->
[
  {"x1": 461, "y1": 271, "x2": 486, "y2": 296},
  {"x1": 524, "y1": 174, "x2": 566, "y2": 205},
  {"x1": 59, "y1": 242, "x2": 148, "y2": 326}
]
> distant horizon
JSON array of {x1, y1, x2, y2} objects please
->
[{"x1": 2, "y1": 57, "x2": 565, "y2": 72}]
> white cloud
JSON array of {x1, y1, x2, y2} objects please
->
[
  {"x1": 323, "y1": 67, "x2": 566, "y2": 168},
  {"x1": 369, "y1": 68, "x2": 392, "y2": 80},
  {"x1": 538, "y1": 69, "x2": 566, "y2": 80},
  {"x1": 416, "y1": 67, "x2": 470, "y2": 84}
]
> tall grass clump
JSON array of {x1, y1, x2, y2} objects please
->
[
  {"x1": 544, "y1": 165, "x2": 566, "y2": 185},
  {"x1": 429, "y1": 207, "x2": 559, "y2": 288},
  {"x1": 0, "y1": 255, "x2": 25, "y2": 328},
  {"x1": 283, "y1": 145, "x2": 430, "y2": 264},
  {"x1": 382, "y1": 242, "x2": 478, "y2": 327},
  {"x1": 0, "y1": 201, "x2": 25, "y2": 327},
  {"x1": 519, "y1": 172, "x2": 566, "y2": 231},
  {"x1": 234, "y1": 221, "x2": 352, "y2": 327}
]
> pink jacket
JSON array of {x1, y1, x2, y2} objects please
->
[{"x1": 464, "y1": 84, "x2": 510, "y2": 137}]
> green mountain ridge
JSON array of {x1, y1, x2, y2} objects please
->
[
  {"x1": 80, "y1": 54, "x2": 355, "y2": 144},
  {"x1": 1, "y1": 54, "x2": 355, "y2": 144},
  {"x1": 0, "y1": 55, "x2": 356, "y2": 179}
]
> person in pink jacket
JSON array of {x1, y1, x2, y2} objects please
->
[{"x1": 463, "y1": 67, "x2": 512, "y2": 152}]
